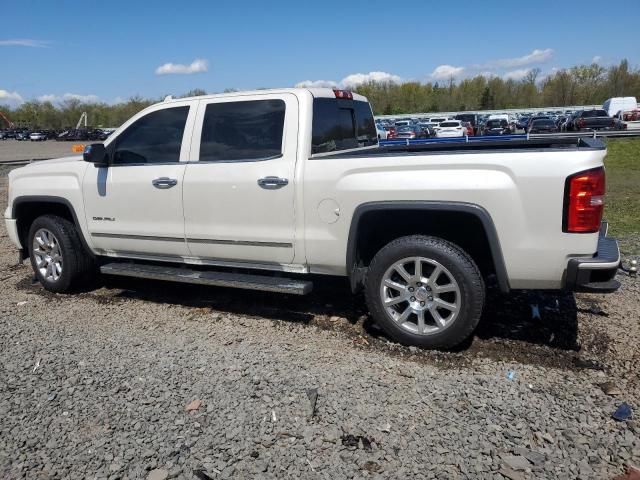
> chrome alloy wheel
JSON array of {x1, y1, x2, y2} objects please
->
[
  {"x1": 379, "y1": 257, "x2": 461, "y2": 335},
  {"x1": 32, "y1": 228, "x2": 63, "y2": 282}
]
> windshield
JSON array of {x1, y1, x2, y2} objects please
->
[
  {"x1": 440, "y1": 121, "x2": 459, "y2": 127},
  {"x1": 582, "y1": 110, "x2": 608, "y2": 118},
  {"x1": 532, "y1": 119, "x2": 555, "y2": 126},
  {"x1": 486, "y1": 120, "x2": 506, "y2": 128}
]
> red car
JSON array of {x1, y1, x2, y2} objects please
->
[
  {"x1": 383, "y1": 126, "x2": 397, "y2": 139},
  {"x1": 462, "y1": 122, "x2": 474, "y2": 136}
]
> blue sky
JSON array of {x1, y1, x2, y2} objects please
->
[{"x1": 1, "y1": 0, "x2": 639, "y2": 106}]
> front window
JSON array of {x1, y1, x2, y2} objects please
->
[{"x1": 113, "y1": 107, "x2": 189, "y2": 165}]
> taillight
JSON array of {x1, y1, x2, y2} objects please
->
[
  {"x1": 333, "y1": 89, "x2": 353, "y2": 100},
  {"x1": 563, "y1": 167, "x2": 605, "y2": 233}
]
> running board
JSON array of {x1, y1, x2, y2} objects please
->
[{"x1": 100, "y1": 262, "x2": 313, "y2": 295}]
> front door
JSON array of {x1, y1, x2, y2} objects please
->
[
  {"x1": 82, "y1": 101, "x2": 196, "y2": 257},
  {"x1": 183, "y1": 94, "x2": 298, "y2": 265}
]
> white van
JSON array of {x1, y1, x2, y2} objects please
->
[{"x1": 603, "y1": 97, "x2": 637, "y2": 117}]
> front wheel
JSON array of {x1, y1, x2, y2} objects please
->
[
  {"x1": 365, "y1": 235, "x2": 485, "y2": 349},
  {"x1": 28, "y1": 215, "x2": 95, "y2": 293}
]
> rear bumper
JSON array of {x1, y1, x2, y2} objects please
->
[{"x1": 565, "y1": 222, "x2": 621, "y2": 293}]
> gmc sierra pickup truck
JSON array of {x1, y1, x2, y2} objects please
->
[{"x1": 4, "y1": 88, "x2": 621, "y2": 349}]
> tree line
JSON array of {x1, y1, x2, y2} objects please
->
[{"x1": 1, "y1": 61, "x2": 639, "y2": 129}]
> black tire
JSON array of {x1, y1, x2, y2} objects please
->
[
  {"x1": 28, "y1": 215, "x2": 94, "y2": 293},
  {"x1": 365, "y1": 235, "x2": 485, "y2": 349}
]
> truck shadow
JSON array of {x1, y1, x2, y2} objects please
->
[{"x1": 89, "y1": 273, "x2": 579, "y2": 354}]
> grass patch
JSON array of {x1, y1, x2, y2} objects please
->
[{"x1": 603, "y1": 137, "x2": 640, "y2": 255}]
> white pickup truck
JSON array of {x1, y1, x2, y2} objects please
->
[{"x1": 4, "y1": 88, "x2": 621, "y2": 348}]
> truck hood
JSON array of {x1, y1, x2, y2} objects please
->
[{"x1": 28, "y1": 154, "x2": 84, "y2": 166}]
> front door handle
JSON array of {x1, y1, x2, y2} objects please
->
[
  {"x1": 257, "y1": 176, "x2": 289, "y2": 189},
  {"x1": 152, "y1": 177, "x2": 178, "y2": 189}
]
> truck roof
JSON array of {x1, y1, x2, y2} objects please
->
[{"x1": 164, "y1": 87, "x2": 368, "y2": 104}]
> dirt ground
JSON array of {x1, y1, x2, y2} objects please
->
[{"x1": 0, "y1": 169, "x2": 638, "y2": 479}]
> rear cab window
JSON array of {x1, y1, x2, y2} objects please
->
[{"x1": 311, "y1": 97, "x2": 377, "y2": 155}]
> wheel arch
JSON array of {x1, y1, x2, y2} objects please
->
[
  {"x1": 346, "y1": 201, "x2": 510, "y2": 293},
  {"x1": 12, "y1": 195, "x2": 93, "y2": 260}
]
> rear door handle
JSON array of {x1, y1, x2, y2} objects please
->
[
  {"x1": 152, "y1": 177, "x2": 178, "y2": 189},
  {"x1": 257, "y1": 176, "x2": 289, "y2": 189}
]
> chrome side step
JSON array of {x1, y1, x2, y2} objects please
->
[{"x1": 100, "y1": 262, "x2": 313, "y2": 295}]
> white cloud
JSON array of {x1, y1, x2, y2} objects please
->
[
  {"x1": 0, "y1": 39, "x2": 50, "y2": 48},
  {"x1": 592, "y1": 55, "x2": 603, "y2": 64},
  {"x1": 477, "y1": 48, "x2": 554, "y2": 69},
  {"x1": 37, "y1": 93, "x2": 101, "y2": 104},
  {"x1": 429, "y1": 65, "x2": 465, "y2": 80},
  {"x1": 295, "y1": 79, "x2": 338, "y2": 88},
  {"x1": 295, "y1": 71, "x2": 402, "y2": 89},
  {"x1": 155, "y1": 58, "x2": 208, "y2": 75},
  {"x1": 0, "y1": 89, "x2": 24, "y2": 107},
  {"x1": 340, "y1": 71, "x2": 402, "y2": 87},
  {"x1": 503, "y1": 68, "x2": 532, "y2": 81}
]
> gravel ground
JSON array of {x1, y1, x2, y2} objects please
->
[
  {"x1": 0, "y1": 140, "x2": 82, "y2": 162},
  {"x1": 0, "y1": 171, "x2": 638, "y2": 480}
]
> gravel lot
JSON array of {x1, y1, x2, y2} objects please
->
[
  {"x1": 0, "y1": 140, "x2": 83, "y2": 162},
  {"x1": 0, "y1": 169, "x2": 638, "y2": 480}
]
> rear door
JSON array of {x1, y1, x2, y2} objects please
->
[{"x1": 182, "y1": 94, "x2": 298, "y2": 264}]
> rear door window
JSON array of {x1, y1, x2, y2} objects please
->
[
  {"x1": 200, "y1": 99, "x2": 285, "y2": 162},
  {"x1": 312, "y1": 98, "x2": 377, "y2": 154}
]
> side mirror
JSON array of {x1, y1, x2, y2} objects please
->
[{"x1": 83, "y1": 143, "x2": 108, "y2": 166}]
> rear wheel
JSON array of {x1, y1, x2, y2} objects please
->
[
  {"x1": 365, "y1": 235, "x2": 485, "y2": 349},
  {"x1": 28, "y1": 215, "x2": 94, "y2": 293}
]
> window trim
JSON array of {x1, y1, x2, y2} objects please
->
[{"x1": 192, "y1": 96, "x2": 289, "y2": 164}]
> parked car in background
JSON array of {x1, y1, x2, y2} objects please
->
[
  {"x1": 526, "y1": 115, "x2": 551, "y2": 131},
  {"x1": 29, "y1": 132, "x2": 47, "y2": 141},
  {"x1": 395, "y1": 125, "x2": 428, "y2": 139},
  {"x1": 0, "y1": 131, "x2": 7, "y2": 140},
  {"x1": 383, "y1": 125, "x2": 397, "y2": 139},
  {"x1": 418, "y1": 122, "x2": 436, "y2": 138},
  {"x1": 434, "y1": 120, "x2": 465, "y2": 138},
  {"x1": 454, "y1": 114, "x2": 478, "y2": 134},
  {"x1": 462, "y1": 121, "x2": 474, "y2": 136},
  {"x1": 376, "y1": 124, "x2": 388, "y2": 140},
  {"x1": 428, "y1": 117, "x2": 451, "y2": 126},
  {"x1": 613, "y1": 109, "x2": 640, "y2": 130},
  {"x1": 482, "y1": 119, "x2": 511, "y2": 135},
  {"x1": 567, "y1": 110, "x2": 616, "y2": 131},
  {"x1": 528, "y1": 118, "x2": 559, "y2": 134},
  {"x1": 516, "y1": 116, "x2": 531, "y2": 130},
  {"x1": 603, "y1": 97, "x2": 637, "y2": 117},
  {"x1": 394, "y1": 119, "x2": 412, "y2": 127},
  {"x1": 15, "y1": 131, "x2": 31, "y2": 141}
]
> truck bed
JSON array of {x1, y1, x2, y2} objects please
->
[{"x1": 326, "y1": 137, "x2": 605, "y2": 158}]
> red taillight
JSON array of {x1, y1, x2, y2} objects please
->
[
  {"x1": 333, "y1": 89, "x2": 353, "y2": 100},
  {"x1": 564, "y1": 167, "x2": 605, "y2": 233}
]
